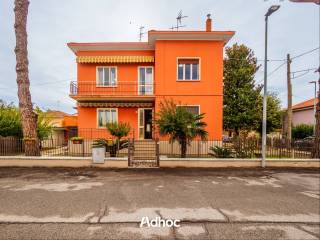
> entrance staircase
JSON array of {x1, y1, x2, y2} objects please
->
[{"x1": 129, "y1": 139, "x2": 159, "y2": 168}]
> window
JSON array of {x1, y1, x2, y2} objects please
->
[
  {"x1": 97, "y1": 67, "x2": 117, "y2": 86},
  {"x1": 177, "y1": 106, "x2": 200, "y2": 115},
  {"x1": 138, "y1": 67, "x2": 153, "y2": 95},
  {"x1": 177, "y1": 58, "x2": 200, "y2": 80},
  {"x1": 97, "y1": 109, "x2": 117, "y2": 127}
]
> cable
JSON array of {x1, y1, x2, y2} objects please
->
[
  {"x1": 0, "y1": 77, "x2": 75, "y2": 90},
  {"x1": 226, "y1": 57, "x2": 285, "y2": 62},
  {"x1": 291, "y1": 47, "x2": 320, "y2": 60},
  {"x1": 291, "y1": 67, "x2": 318, "y2": 74},
  {"x1": 267, "y1": 62, "x2": 287, "y2": 78},
  {"x1": 292, "y1": 71, "x2": 311, "y2": 79}
]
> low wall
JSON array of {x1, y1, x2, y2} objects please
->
[
  {"x1": 160, "y1": 158, "x2": 320, "y2": 168},
  {"x1": 0, "y1": 156, "x2": 128, "y2": 168},
  {"x1": 0, "y1": 156, "x2": 319, "y2": 168}
]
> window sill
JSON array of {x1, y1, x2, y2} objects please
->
[
  {"x1": 96, "y1": 85, "x2": 118, "y2": 88},
  {"x1": 176, "y1": 80, "x2": 201, "y2": 82}
]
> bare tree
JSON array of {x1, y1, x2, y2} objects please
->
[{"x1": 14, "y1": 0, "x2": 40, "y2": 156}]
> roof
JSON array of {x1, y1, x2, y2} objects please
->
[
  {"x1": 68, "y1": 30, "x2": 235, "y2": 54},
  {"x1": 148, "y1": 30, "x2": 235, "y2": 45},
  {"x1": 46, "y1": 110, "x2": 70, "y2": 118},
  {"x1": 67, "y1": 42, "x2": 153, "y2": 53},
  {"x1": 292, "y1": 98, "x2": 319, "y2": 111}
]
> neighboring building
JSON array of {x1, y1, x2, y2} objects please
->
[
  {"x1": 68, "y1": 15, "x2": 234, "y2": 140},
  {"x1": 45, "y1": 111, "x2": 78, "y2": 142},
  {"x1": 292, "y1": 98, "x2": 318, "y2": 126}
]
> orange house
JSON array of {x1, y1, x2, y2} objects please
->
[{"x1": 68, "y1": 15, "x2": 234, "y2": 140}]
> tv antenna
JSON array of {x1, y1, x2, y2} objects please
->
[
  {"x1": 139, "y1": 26, "x2": 146, "y2": 41},
  {"x1": 170, "y1": 10, "x2": 188, "y2": 31}
]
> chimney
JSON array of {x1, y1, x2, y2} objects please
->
[{"x1": 206, "y1": 14, "x2": 212, "y2": 32}]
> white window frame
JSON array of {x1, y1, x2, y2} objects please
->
[
  {"x1": 176, "y1": 105, "x2": 201, "y2": 115},
  {"x1": 97, "y1": 108, "x2": 118, "y2": 128},
  {"x1": 96, "y1": 66, "x2": 118, "y2": 87},
  {"x1": 138, "y1": 66, "x2": 154, "y2": 95},
  {"x1": 137, "y1": 108, "x2": 153, "y2": 140},
  {"x1": 176, "y1": 57, "x2": 201, "y2": 81}
]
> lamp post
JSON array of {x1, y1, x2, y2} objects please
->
[
  {"x1": 309, "y1": 81, "x2": 317, "y2": 135},
  {"x1": 262, "y1": 5, "x2": 280, "y2": 168}
]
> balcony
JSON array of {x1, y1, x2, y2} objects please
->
[{"x1": 69, "y1": 81, "x2": 155, "y2": 102}]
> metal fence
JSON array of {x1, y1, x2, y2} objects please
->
[
  {"x1": 159, "y1": 137, "x2": 317, "y2": 159},
  {"x1": 0, "y1": 135, "x2": 317, "y2": 159}
]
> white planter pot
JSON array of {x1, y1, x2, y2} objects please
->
[{"x1": 92, "y1": 147, "x2": 105, "y2": 164}]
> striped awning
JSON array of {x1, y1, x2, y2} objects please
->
[
  {"x1": 77, "y1": 56, "x2": 154, "y2": 64},
  {"x1": 78, "y1": 102, "x2": 153, "y2": 108}
]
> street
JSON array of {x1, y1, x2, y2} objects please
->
[{"x1": 0, "y1": 167, "x2": 319, "y2": 240}]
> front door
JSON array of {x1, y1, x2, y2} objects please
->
[{"x1": 138, "y1": 108, "x2": 153, "y2": 139}]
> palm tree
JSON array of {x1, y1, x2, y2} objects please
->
[
  {"x1": 14, "y1": 0, "x2": 40, "y2": 155},
  {"x1": 156, "y1": 99, "x2": 208, "y2": 158},
  {"x1": 106, "y1": 122, "x2": 131, "y2": 156}
]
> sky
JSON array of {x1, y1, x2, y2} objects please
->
[{"x1": 0, "y1": 0, "x2": 319, "y2": 114}]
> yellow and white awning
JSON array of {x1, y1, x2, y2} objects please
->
[
  {"x1": 78, "y1": 102, "x2": 154, "y2": 108},
  {"x1": 77, "y1": 56, "x2": 154, "y2": 64}
]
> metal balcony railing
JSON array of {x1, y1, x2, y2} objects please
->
[{"x1": 69, "y1": 81, "x2": 154, "y2": 96}]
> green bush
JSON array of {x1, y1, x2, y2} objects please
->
[
  {"x1": 92, "y1": 139, "x2": 106, "y2": 148},
  {"x1": 209, "y1": 146, "x2": 232, "y2": 158},
  {"x1": 292, "y1": 124, "x2": 314, "y2": 139}
]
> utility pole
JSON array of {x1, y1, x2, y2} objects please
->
[
  {"x1": 286, "y1": 54, "x2": 292, "y2": 142},
  {"x1": 315, "y1": 67, "x2": 320, "y2": 158},
  {"x1": 262, "y1": 5, "x2": 280, "y2": 168}
]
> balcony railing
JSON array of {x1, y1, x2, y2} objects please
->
[{"x1": 70, "y1": 81, "x2": 154, "y2": 97}]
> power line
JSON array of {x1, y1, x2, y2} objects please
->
[
  {"x1": 291, "y1": 67, "x2": 318, "y2": 74},
  {"x1": 267, "y1": 62, "x2": 287, "y2": 78},
  {"x1": 227, "y1": 57, "x2": 285, "y2": 62},
  {"x1": 291, "y1": 47, "x2": 320, "y2": 60},
  {"x1": 0, "y1": 77, "x2": 75, "y2": 90}
]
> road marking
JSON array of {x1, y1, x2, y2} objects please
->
[
  {"x1": 10, "y1": 182, "x2": 103, "y2": 192},
  {"x1": 241, "y1": 225, "x2": 318, "y2": 240},
  {"x1": 0, "y1": 213, "x2": 95, "y2": 223},
  {"x1": 221, "y1": 209, "x2": 320, "y2": 223}
]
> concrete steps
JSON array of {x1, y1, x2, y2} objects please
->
[{"x1": 130, "y1": 139, "x2": 158, "y2": 168}]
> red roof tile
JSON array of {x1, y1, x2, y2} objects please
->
[{"x1": 292, "y1": 98, "x2": 319, "y2": 110}]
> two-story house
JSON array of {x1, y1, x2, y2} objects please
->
[{"x1": 68, "y1": 15, "x2": 234, "y2": 140}]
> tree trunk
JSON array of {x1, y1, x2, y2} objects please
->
[
  {"x1": 314, "y1": 72, "x2": 320, "y2": 158},
  {"x1": 14, "y1": 0, "x2": 40, "y2": 156},
  {"x1": 180, "y1": 139, "x2": 187, "y2": 158}
]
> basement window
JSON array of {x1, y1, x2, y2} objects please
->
[{"x1": 177, "y1": 58, "x2": 200, "y2": 81}]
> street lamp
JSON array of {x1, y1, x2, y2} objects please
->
[
  {"x1": 262, "y1": 5, "x2": 280, "y2": 168},
  {"x1": 309, "y1": 81, "x2": 317, "y2": 135}
]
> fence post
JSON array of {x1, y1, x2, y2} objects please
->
[
  {"x1": 128, "y1": 139, "x2": 132, "y2": 167},
  {"x1": 156, "y1": 138, "x2": 160, "y2": 167}
]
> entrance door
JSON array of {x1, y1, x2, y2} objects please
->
[{"x1": 138, "y1": 109, "x2": 153, "y2": 139}]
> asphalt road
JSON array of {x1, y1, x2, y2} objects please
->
[{"x1": 0, "y1": 167, "x2": 319, "y2": 240}]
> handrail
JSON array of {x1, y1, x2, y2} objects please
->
[{"x1": 69, "y1": 81, "x2": 154, "y2": 96}]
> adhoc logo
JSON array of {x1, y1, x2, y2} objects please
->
[{"x1": 140, "y1": 217, "x2": 181, "y2": 228}]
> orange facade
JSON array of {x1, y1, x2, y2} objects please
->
[{"x1": 68, "y1": 16, "x2": 234, "y2": 140}]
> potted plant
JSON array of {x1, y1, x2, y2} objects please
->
[
  {"x1": 92, "y1": 139, "x2": 106, "y2": 163},
  {"x1": 105, "y1": 122, "x2": 131, "y2": 157},
  {"x1": 70, "y1": 136, "x2": 84, "y2": 144}
]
